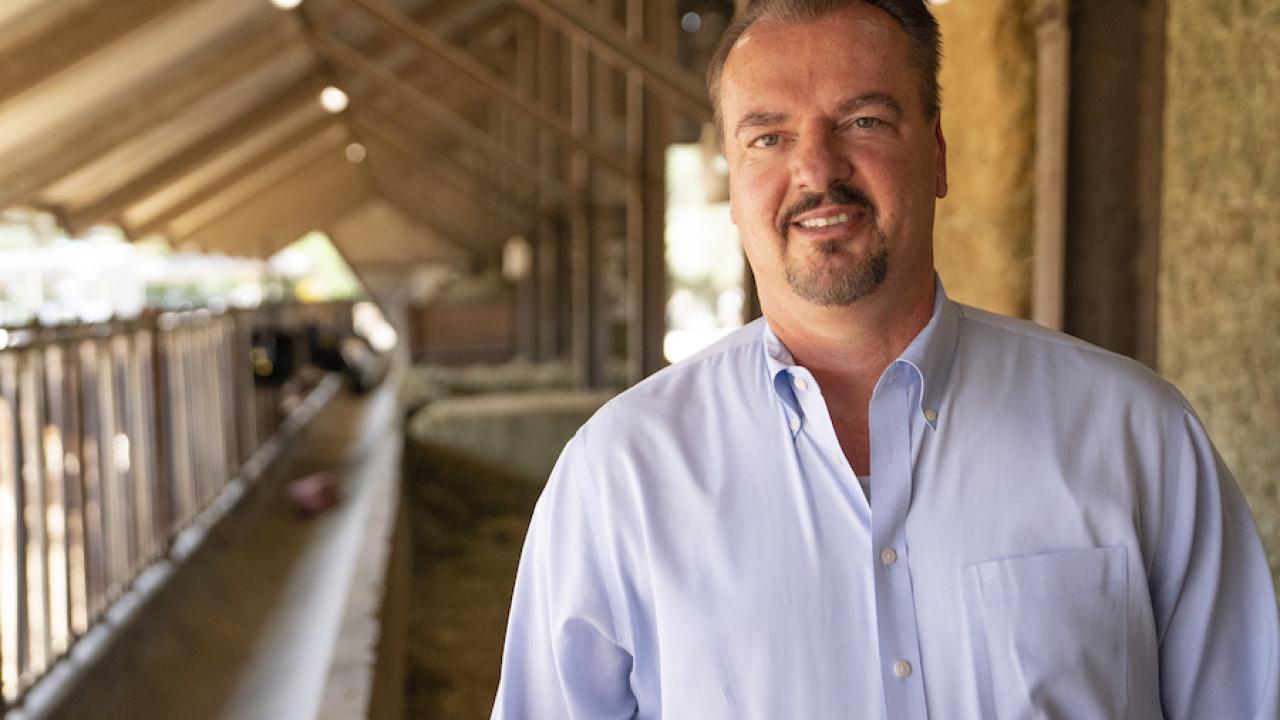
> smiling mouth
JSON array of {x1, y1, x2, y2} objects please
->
[{"x1": 797, "y1": 213, "x2": 852, "y2": 229}]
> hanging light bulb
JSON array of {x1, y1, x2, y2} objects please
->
[
  {"x1": 345, "y1": 143, "x2": 367, "y2": 164},
  {"x1": 319, "y1": 86, "x2": 349, "y2": 114},
  {"x1": 271, "y1": 0, "x2": 303, "y2": 10}
]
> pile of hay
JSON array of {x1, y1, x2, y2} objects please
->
[{"x1": 403, "y1": 384, "x2": 613, "y2": 718}]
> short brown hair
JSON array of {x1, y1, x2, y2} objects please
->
[{"x1": 706, "y1": 0, "x2": 942, "y2": 133}]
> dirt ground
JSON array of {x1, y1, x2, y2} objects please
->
[{"x1": 405, "y1": 446, "x2": 542, "y2": 719}]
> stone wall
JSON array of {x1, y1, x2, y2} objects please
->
[
  {"x1": 932, "y1": 0, "x2": 1036, "y2": 317},
  {"x1": 1159, "y1": 0, "x2": 1280, "y2": 573}
]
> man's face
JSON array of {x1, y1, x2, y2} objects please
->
[{"x1": 720, "y1": 3, "x2": 946, "y2": 311}]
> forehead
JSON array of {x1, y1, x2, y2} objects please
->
[{"x1": 720, "y1": 5, "x2": 914, "y2": 118}]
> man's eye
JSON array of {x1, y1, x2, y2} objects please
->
[
  {"x1": 750, "y1": 134, "x2": 781, "y2": 148},
  {"x1": 852, "y1": 117, "x2": 884, "y2": 129}
]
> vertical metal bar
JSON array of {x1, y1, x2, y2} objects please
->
[
  {"x1": 205, "y1": 322, "x2": 228, "y2": 497},
  {"x1": 18, "y1": 349, "x2": 50, "y2": 679},
  {"x1": 39, "y1": 345, "x2": 69, "y2": 657},
  {"x1": 95, "y1": 337, "x2": 126, "y2": 601},
  {"x1": 107, "y1": 334, "x2": 137, "y2": 582},
  {"x1": 170, "y1": 327, "x2": 195, "y2": 522},
  {"x1": 127, "y1": 331, "x2": 156, "y2": 569},
  {"x1": 236, "y1": 312, "x2": 257, "y2": 463},
  {"x1": 150, "y1": 320, "x2": 175, "y2": 544},
  {"x1": 62, "y1": 341, "x2": 88, "y2": 637},
  {"x1": 182, "y1": 327, "x2": 205, "y2": 510},
  {"x1": 77, "y1": 339, "x2": 106, "y2": 620},
  {"x1": 0, "y1": 352, "x2": 25, "y2": 703},
  {"x1": 219, "y1": 319, "x2": 239, "y2": 474}
]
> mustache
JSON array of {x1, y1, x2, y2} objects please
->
[{"x1": 778, "y1": 183, "x2": 877, "y2": 237}]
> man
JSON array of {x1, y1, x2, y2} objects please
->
[{"x1": 492, "y1": 1, "x2": 1280, "y2": 717}]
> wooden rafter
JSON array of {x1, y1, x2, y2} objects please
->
[
  {"x1": 130, "y1": 114, "x2": 339, "y2": 238},
  {"x1": 63, "y1": 76, "x2": 328, "y2": 234},
  {"x1": 0, "y1": 0, "x2": 189, "y2": 106},
  {"x1": 352, "y1": 100, "x2": 491, "y2": 190},
  {"x1": 353, "y1": 113, "x2": 543, "y2": 221},
  {"x1": 364, "y1": 168, "x2": 483, "y2": 251},
  {"x1": 158, "y1": 122, "x2": 348, "y2": 241},
  {"x1": 194, "y1": 164, "x2": 370, "y2": 258},
  {"x1": 0, "y1": 9, "x2": 300, "y2": 211},
  {"x1": 338, "y1": 0, "x2": 631, "y2": 178},
  {"x1": 361, "y1": 148, "x2": 487, "y2": 234},
  {"x1": 509, "y1": 0, "x2": 710, "y2": 120},
  {"x1": 311, "y1": 28, "x2": 567, "y2": 194}
]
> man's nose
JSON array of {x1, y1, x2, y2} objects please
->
[{"x1": 790, "y1": 128, "x2": 851, "y2": 193}]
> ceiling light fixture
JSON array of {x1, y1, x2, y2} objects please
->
[{"x1": 319, "y1": 86, "x2": 349, "y2": 114}]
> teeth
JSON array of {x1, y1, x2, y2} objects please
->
[{"x1": 799, "y1": 213, "x2": 851, "y2": 229}]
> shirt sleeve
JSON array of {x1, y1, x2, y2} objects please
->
[
  {"x1": 1149, "y1": 400, "x2": 1280, "y2": 719},
  {"x1": 491, "y1": 432, "x2": 639, "y2": 720}
]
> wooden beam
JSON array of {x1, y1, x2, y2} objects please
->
[
  {"x1": 361, "y1": 150, "x2": 488, "y2": 236},
  {"x1": 0, "y1": 10, "x2": 297, "y2": 211},
  {"x1": 0, "y1": 0, "x2": 189, "y2": 106},
  {"x1": 354, "y1": 116, "x2": 542, "y2": 222},
  {"x1": 568, "y1": 37, "x2": 597, "y2": 387},
  {"x1": 510, "y1": 0, "x2": 710, "y2": 121},
  {"x1": 338, "y1": 0, "x2": 631, "y2": 178},
  {"x1": 364, "y1": 169, "x2": 484, "y2": 251},
  {"x1": 350, "y1": 101, "x2": 492, "y2": 191},
  {"x1": 131, "y1": 114, "x2": 338, "y2": 238},
  {"x1": 165, "y1": 123, "x2": 348, "y2": 241},
  {"x1": 1032, "y1": 0, "x2": 1070, "y2": 330},
  {"x1": 64, "y1": 76, "x2": 328, "y2": 234},
  {"x1": 536, "y1": 20, "x2": 564, "y2": 361},
  {"x1": 361, "y1": 145, "x2": 491, "y2": 232},
  {"x1": 192, "y1": 161, "x2": 371, "y2": 257},
  {"x1": 411, "y1": 0, "x2": 507, "y2": 38},
  {"x1": 312, "y1": 28, "x2": 569, "y2": 195}
]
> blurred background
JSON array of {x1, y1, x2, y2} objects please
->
[{"x1": 0, "y1": 0, "x2": 1275, "y2": 717}]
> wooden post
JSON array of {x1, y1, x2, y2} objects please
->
[
  {"x1": 624, "y1": 0, "x2": 648, "y2": 385},
  {"x1": 514, "y1": 19, "x2": 540, "y2": 361},
  {"x1": 569, "y1": 37, "x2": 596, "y2": 388},
  {"x1": 639, "y1": 0, "x2": 675, "y2": 376},
  {"x1": 536, "y1": 21, "x2": 563, "y2": 362},
  {"x1": 1032, "y1": 0, "x2": 1070, "y2": 330}
]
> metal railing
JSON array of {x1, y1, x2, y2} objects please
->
[{"x1": 0, "y1": 301, "x2": 352, "y2": 709}]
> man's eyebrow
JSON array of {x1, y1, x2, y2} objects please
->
[
  {"x1": 734, "y1": 111, "x2": 788, "y2": 139},
  {"x1": 837, "y1": 93, "x2": 904, "y2": 118}
]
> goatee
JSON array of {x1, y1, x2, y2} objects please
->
[{"x1": 779, "y1": 183, "x2": 888, "y2": 307}]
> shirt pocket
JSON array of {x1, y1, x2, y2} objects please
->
[{"x1": 962, "y1": 546, "x2": 1129, "y2": 720}]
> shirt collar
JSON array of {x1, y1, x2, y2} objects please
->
[{"x1": 761, "y1": 276, "x2": 960, "y2": 430}]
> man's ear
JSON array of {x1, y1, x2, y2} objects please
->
[{"x1": 934, "y1": 112, "x2": 948, "y2": 199}]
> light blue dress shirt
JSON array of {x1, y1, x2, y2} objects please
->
[{"x1": 492, "y1": 282, "x2": 1280, "y2": 719}]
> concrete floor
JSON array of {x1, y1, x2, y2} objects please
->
[{"x1": 27, "y1": 376, "x2": 402, "y2": 720}]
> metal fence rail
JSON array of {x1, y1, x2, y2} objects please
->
[{"x1": 0, "y1": 302, "x2": 352, "y2": 709}]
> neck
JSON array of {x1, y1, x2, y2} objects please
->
[
  {"x1": 764, "y1": 274, "x2": 936, "y2": 388},
  {"x1": 761, "y1": 273, "x2": 936, "y2": 477}
]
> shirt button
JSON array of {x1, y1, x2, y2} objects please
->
[
  {"x1": 789, "y1": 418, "x2": 801, "y2": 432},
  {"x1": 880, "y1": 547, "x2": 898, "y2": 566},
  {"x1": 923, "y1": 408, "x2": 938, "y2": 423},
  {"x1": 893, "y1": 660, "x2": 913, "y2": 678},
  {"x1": 793, "y1": 376, "x2": 808, "y2": 391}
]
